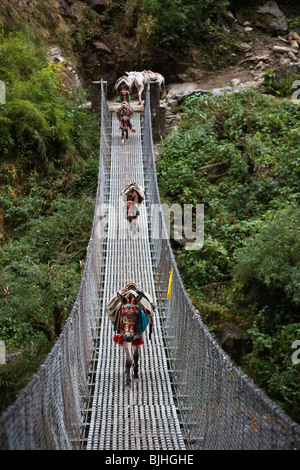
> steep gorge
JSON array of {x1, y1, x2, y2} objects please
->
[{"x1": 0, "y1": 0, "x2": 300, "y2": 419}]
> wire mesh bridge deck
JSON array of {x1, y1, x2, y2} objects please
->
[
  {"x1": 0, "y1": 81, "x2": 299, "y2": 451},
  {"x1": 83, "y1": 110, "x2": 185, "y2": 450}
]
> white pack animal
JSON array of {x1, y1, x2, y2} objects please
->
[
  {"x1": 142, "y1": 70, "x2": 166, "y2": 100},
  {"x1": 125, "y1": 70, "x2": 166, "y2": 104}
]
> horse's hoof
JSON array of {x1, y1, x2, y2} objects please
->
[
  {"x1": 121, "y1": 139, "x2": 124, "y2": 145},
  {"x1": 133, "y1": 377, "x2": 139, "y2": 383},
  {"x1": 125, "y1": 384, "x2": 131, "y2": 391}
]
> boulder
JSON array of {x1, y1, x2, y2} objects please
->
[
  {"x1": 92, "y1": 41, "x2": 112, "y2": 54},
  {"x1": 171, "y1": 88, "x2": 206, "y2": 103},
  {"x1": 217, "y1": 323, "x2": 252, "y2": 366},
  {"x1": 288, "y1": 51, "x2": 299, "y2": 62},
  {"x1": 59, "y1": 0, "x2": 77, "y2": 19},
  {"x1": 231, "y1": 78, "x2": 241, "y2": 87},
  {"x1": 48, "y1": 47, "x2": 65, "y2": 63},
  {"x1": 224, "y1": 11, "x2": 237, "y2": 26},
  {"x1": 240, "y1": 42, "x2": 252, "y2": 52},
  {"x1": 211, "y1": 87, "x2": 232, "y2": 97},
  {"x1": 255, "y1": 1, "x2": 288, "y2": 36},
  {"x1": 274, "y1": 63, "x2": 300, "y2": 83}
]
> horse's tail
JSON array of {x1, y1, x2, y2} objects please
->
[{"x1": 161, "y1": 77, "x2": 166, "y2": 99}]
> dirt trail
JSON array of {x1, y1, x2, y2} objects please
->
[{"x1": 166, "y1": 28, "x2": 298, "y2": 96}]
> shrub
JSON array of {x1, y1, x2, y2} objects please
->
[
  {"x1": 263, "y1": 71, "x2": 300, "y2": 98},
  {"x1": 244, "y1": 323, "x2": 300, "y2": 422},
  {"x1": 123, "y1": 0, "x2": 228, "y2": 48},
  {"x1": 157, "y1": 87, "x2": 300, "y2": 420},
  {"x1": 233, "y1": 205, "x2": 300, "y2": 327},
  {"x1": 0, "y1": 22, "x2": 101, "y2": 410},
  {"x1": 0, "y1": 31, "x2": 99, "y2": 173},
  {"x1": 0, "y1": 196, "x2": 94, "y2": 349}
]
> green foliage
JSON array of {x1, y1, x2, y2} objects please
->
[
  {"x1": 0, "y1": 337, "x2": 51, "y2": 411},
  {"x1": 263, "y1": 71, "x2": 300, "y2": 98},
  {"x1": 176, "y1": 236, "x2": 231, "y2": 288},
  {"x1": 0, "y1": 32, "x2": 98, "y2": 173},
  {"x1": 0, "y1": 33, "x2": 46, "y2": 83},
  {"x1": 122, "y1": 0, "x2": 229, "y2": 48},
  {"x1": 287, "y1": 16, "x2": 300, "y2": 32},
  {"x1": 233, "y1": 206, "x2": 300, "y2": 314},
  {"x1": 245, "y1": 323, "x2": 300, "y2": 422},
  {"x1": 157, "y1": 88, "x2": 300, "y2": 421},
  {"x1": 0, "y1": 196, "x2": 93, "y2": 346},
  {"x1": 0, "y1": 26, "x2": 100, "y2": 410}
]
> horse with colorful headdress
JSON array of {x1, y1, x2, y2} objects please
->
[{"x1": 106, "y1": 283, "x2": 155, "y2": 390}]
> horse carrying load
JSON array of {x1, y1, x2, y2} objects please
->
[
  {"x1": 116, "y1": 102, "x2": 133, "y2": 121},
  {"x1": 121, "y1": 183, "x2": 144, "y2": 233},
  {"x1": 121, "y1": 182, "x2": 145, "y2": 205},
  {"x1": 106, "y1": 282, "x2": 155, "y2": 389},
  {"x1": 114, "y1": 75, "x2": 131, "y2": 105},
  {"x1": 114, "y1": 75, "x2": 131, "y2": 92},
  {"x1": 106, "y1": 282, "x2": 154, "y2": 346},
  {"x1": 106, "y1": 282, "x2": 154, "y2": 331}
]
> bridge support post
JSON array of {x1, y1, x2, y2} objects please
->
[
  {"x1": 91, "y1": 80, "x2": 107, "y2": 116},
  {"x1": 149, "y1": 81, "x2": 166, "y2": 140}
]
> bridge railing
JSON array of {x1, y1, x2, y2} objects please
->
[
  {"x1": 142, "y1": 81, "x2": 300, "y2": 450},
  {"x1": 0, "y1": 80, "x2": 111, "y2": 450}
]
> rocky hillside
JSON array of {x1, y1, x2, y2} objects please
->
[{"x1": 1, "y1": 0, "x2": 299, "y2": 98}]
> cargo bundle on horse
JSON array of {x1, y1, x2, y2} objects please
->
[
  {"x1": 116, "y1": 102, "x2": 133, "y2": 121},
  {"x1": 122, "y1": 182, "x2": 144, "y2": 204},
  {"x1": 114, "y1": 75, "x2": 131, "y2": 103},
  {"x1": 114, "y1": 75, "x2": 131, "y2": 93},
  {"x1": 106, "y1": 282, "x2": 155, "y2": 390},
  {"x1": 142, "y1": 70, "x2": 166, "y2": 99}
]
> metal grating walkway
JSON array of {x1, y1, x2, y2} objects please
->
[{"x1": 85, "y1": 112, "x2": 186, "y2": 450}]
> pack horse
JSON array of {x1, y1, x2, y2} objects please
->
[
  {"x1": 122, "y1": 182, "x2": 145, "y2": 234},
  {"x1": 106, "y1": 283, "x2": 155, "y2": 390},
  {"x1": 125, "y1": 70, "x2": 166, "y2": 104}
]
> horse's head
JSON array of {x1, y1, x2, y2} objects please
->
[
  {"x1": 126, "y1": 188, "x2": 140, "y2": 203},
  {"x1": 117, "y1": 292, "x2": 143, "y2": 342}
]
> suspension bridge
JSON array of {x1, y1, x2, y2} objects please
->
[{"x1": 0, "y1": 80, "x2": 299, "y2": 451}]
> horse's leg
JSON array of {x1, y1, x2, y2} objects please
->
[
  {"x1": 133, "y1": 345, "x2": 139, "y2": 383},
  {"x1": 128, "y1": 219, "x2": 138, "y2": 238},
  {"x1": 131, "y1": 219, "x2": 138, "y2": 235},
  {"x1": 123, "y1": 341, "x2": 132, "y2": 390},
  {"x1": 138, "y1": 84, "x2": 144, "y2": 105}
]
